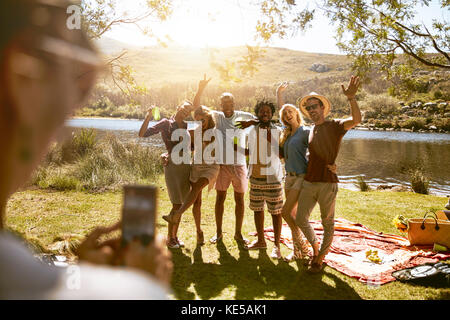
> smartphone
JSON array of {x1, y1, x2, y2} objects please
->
[{"x1": 121, "y1": 185, "x2": 157, "y2": 247}]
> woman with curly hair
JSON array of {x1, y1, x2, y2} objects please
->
[{"x1": 245, "y1": 100, "x2": 285, "y2": 259}]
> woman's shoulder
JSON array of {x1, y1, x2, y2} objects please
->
[{"x1": 296, "y1": 126, "x2": 310, "y2": 136}]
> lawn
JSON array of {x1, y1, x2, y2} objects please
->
[{"x1": 5, "y1": 175, "x2": 450, "y2": 300}]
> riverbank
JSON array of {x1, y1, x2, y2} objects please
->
[
  {"x1": 5, "y1": 176, "x2": 449, "y2": 300},
  {"x1": 71, "y1": 116, "x2": 450, "y2": 134}
]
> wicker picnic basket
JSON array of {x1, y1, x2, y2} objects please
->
[{"x1": 407, "y1": 212, "x2": 450, "y2": 247}]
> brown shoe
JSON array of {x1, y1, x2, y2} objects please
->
[{"x1": 308, "y1": 262, "x2": 324, "y2": 273}]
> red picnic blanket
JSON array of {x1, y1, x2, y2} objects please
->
[{"x1": 250, "y1": 218, "x2": 450, "y2": 285}]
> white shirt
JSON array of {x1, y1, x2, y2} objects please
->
[
  {"x1": 0, "y1": 232, "x2": 170, "y2": 300},
  {"x1": 247, "y1": 123, "x2": 284, "y2": 183},
  {"x1": 212, "y1": 110, "x2": 255, "y2": 166}
]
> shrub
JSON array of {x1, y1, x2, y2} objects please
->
[
  {"x1": 48, "y1": 175, "x2": 82, "y2": 191},
  {"x1": 433, "y1": 90, "x2": 443, "y2": 100},
  {"x1": 409, "y1": 168, "x2": 429, "y2": 195},
  {"x1": 399, "y1": 118, "x2": 427, "y2": 131},
  {"x1": 354, "y1": 175, "x2": 371, "y2": 192},
  {"x1": 361, "y1": 94, "x2": 400, "y2": 119},
  {"x1": 31, "y1": 130, "x2": 164, "y2": 192},
  {"x1": 71, "y1": 128, "x2": 97, "y2": 157}
]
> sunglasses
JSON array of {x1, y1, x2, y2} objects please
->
[{"x1": 305, "y1": 103, "x2": 320, "y2": 112}]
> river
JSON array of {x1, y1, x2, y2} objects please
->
[{"x1": 66, "y1": 118, "x2": 450, "y2": 196}]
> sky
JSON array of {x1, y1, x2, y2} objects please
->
[{"x1": 107, "y1": 0, "x2": 448, "y2": 54}]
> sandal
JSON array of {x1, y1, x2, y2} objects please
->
[
  {"x1": 209, "y1": 234, "x2": 223, "y2": 244},
  {"x1": 270, "y1": 247, "x2": 282, "y2": 260},
  {"x1": 245, "y1": 241, "x2": 267, "y2": 250},
  {"x1": 234, "y1": 235, "x2": 250, "y2": 245}
]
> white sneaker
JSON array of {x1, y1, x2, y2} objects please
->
[
  {"x1": 167, "y1": 239, "x2": 180, "y2": 249},
  {"x1": 270, "y1": 247, "x2": 282, "y2": 260}
]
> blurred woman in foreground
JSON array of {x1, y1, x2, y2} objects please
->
[{"x1": 0, "y1": 0, "x2": 172, "y2": 299}]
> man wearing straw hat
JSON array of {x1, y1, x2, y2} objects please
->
[{"x1": 296, "y1": 76, "x2": 362, "y2": 273}]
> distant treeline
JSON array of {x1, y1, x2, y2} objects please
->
[{"x1": 77, "y1": 75, "x2": 449, "y2": 132}]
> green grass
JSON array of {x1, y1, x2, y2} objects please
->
[{"x1": 5, "y1": 175, "x2": 450, "y2": 300}]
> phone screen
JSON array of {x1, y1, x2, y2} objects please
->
[{"x1": 121, "y1": 185, "x2": 157, "y2": 246}]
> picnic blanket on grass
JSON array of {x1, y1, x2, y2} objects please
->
[{"x1": 250, "y1": 218, "x2": 450, "y2": 285}]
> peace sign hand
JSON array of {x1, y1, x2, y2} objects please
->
[
  {"x1": 199, "y1": 74, "x2": 211, "y2": 91},
  {"x1": 277, "y1": 81, "x2": 289, "y2": 95},
  {"x1": 341, "y1": 75, "x2": 360, "y2": 99}
]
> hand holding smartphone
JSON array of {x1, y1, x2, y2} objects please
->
[{"x1": 121, "y1": 185, "x2": 157, "y2": 247}]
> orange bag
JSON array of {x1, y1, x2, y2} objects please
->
[{"x1": 407, "y1": 212, "x2": 450, "y2": 248}]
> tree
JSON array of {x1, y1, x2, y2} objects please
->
[
  {"x1": 208, "y1": 45, "x2": 266, "y2": 85},
  {"x1": 79, "y1": 0, "x2": 173, "y2": 98},
  {"x1": 254, "y1": 0, "x2": 449, "y2": 79}
]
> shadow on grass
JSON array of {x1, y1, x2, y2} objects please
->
[{"x1": 170, "y1": 241, "x2": 361, "y2": 300}]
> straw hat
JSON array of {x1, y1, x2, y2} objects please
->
[{"x1": 296, "y1": 92, "x2": 331, "y2": 119}]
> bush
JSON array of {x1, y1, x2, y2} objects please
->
[
  {"x1": 71, "y1": 128, "x2": 97, "y2": 157},
  {"x1": 31, "y1": 130, "x2": 164, "y2": 192},
  {"x1": 354, "y1": 175, "x2": 371, "y2": 192},
  {"x1": 399, "y1": 118, "x2": 427, "y2": 131},
  {"x1": 409, "y1": 169, "x2": 429, "y2": 195},
  {"x1": 48, "y1": 175, "x2": 82, "y2": 191},
  {"x1": 361, "y1": 94, "x2": 400, "y2": 119}
]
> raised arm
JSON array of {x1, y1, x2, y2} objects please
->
[
  {"x1": 276, "y1": 81, "x2": 288, "y2": 111},
  {"x1": 192, "y1": 74, "x2": 211, "y2": 111},
  {"x1": 341, "y1": 76, "x2": 362, "y2": 131},
  {"x1": 138, "y1": 106, "x2": 155, "y2": 137},
  {"x1": 138, "y1": 107, "x2": 169, "y2": 138}
]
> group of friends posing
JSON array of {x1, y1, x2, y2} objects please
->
[{"x1": 139, "y1": 75, "x2": 361, "y2": 273}]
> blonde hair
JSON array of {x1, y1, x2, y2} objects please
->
[
  {"x1": 279, "y1": 104, "x2": 303, "y2": 147},
  {"x1": 193, "y1": 105, "x2": 215, "y2": 131}
]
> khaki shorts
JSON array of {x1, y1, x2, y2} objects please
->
[
  {"x1": 164, "y1": 161, "x2": 191, "y2": 205},
  {"x1": 284, "y1": 174, "x2": 305, "y2": 190}
]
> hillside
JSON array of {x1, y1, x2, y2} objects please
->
[
  {"x1": 86, "y1": 38, "x2": 449, "y2": 132},
  {"x1": 95, "y1": 38, "x2": 353, "y2": 87}
]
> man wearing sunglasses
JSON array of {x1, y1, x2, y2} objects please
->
[{"x1": 295, "y1": 76, "x2": 362, "y2": 273}]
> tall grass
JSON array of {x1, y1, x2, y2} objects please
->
[
  {"x1": 399, "y1": 159, "x2": 430, "y2": 195},
  {"x1": 31, "y1": 130, "x2": 164, "y2": 192},
  {"x1": 354, "y1": 175, "x2": 371, "y2": 192},
  {"x1": 409, "y1": 169, "x2": 430, "y2": 195}
]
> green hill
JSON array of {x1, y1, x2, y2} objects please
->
[{"x1": 95, "y1": 37, "x2": 353, "y2": 86}]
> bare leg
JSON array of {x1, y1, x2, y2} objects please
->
[
  {"x1": 272, "y1": 214, "x2": 282, "y2": 248},
  {"x1": 211, "y1": 190, "x2": 227, "y2": 243},
  {"x1": 192, "y1": 190, "x2": 203, "y2": 234},
  {"x1": 192, "y1": 191, "x2": 204, "y2": 244},
  {"x1": 246, "y1": 211, "x2": 267, "y2": 249},
  {"x1": 282, "y1": 188, "x2": 309, "y2": 260},
  {"x1": 167, "y1": 204, "x2": 181, "y2": 247},
  {"x1": 164, "y1": 178, "x2": 209, "y2": 223},
  {"x1": 233, "y1": 191, "x2": 248, "y2": 244}
]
